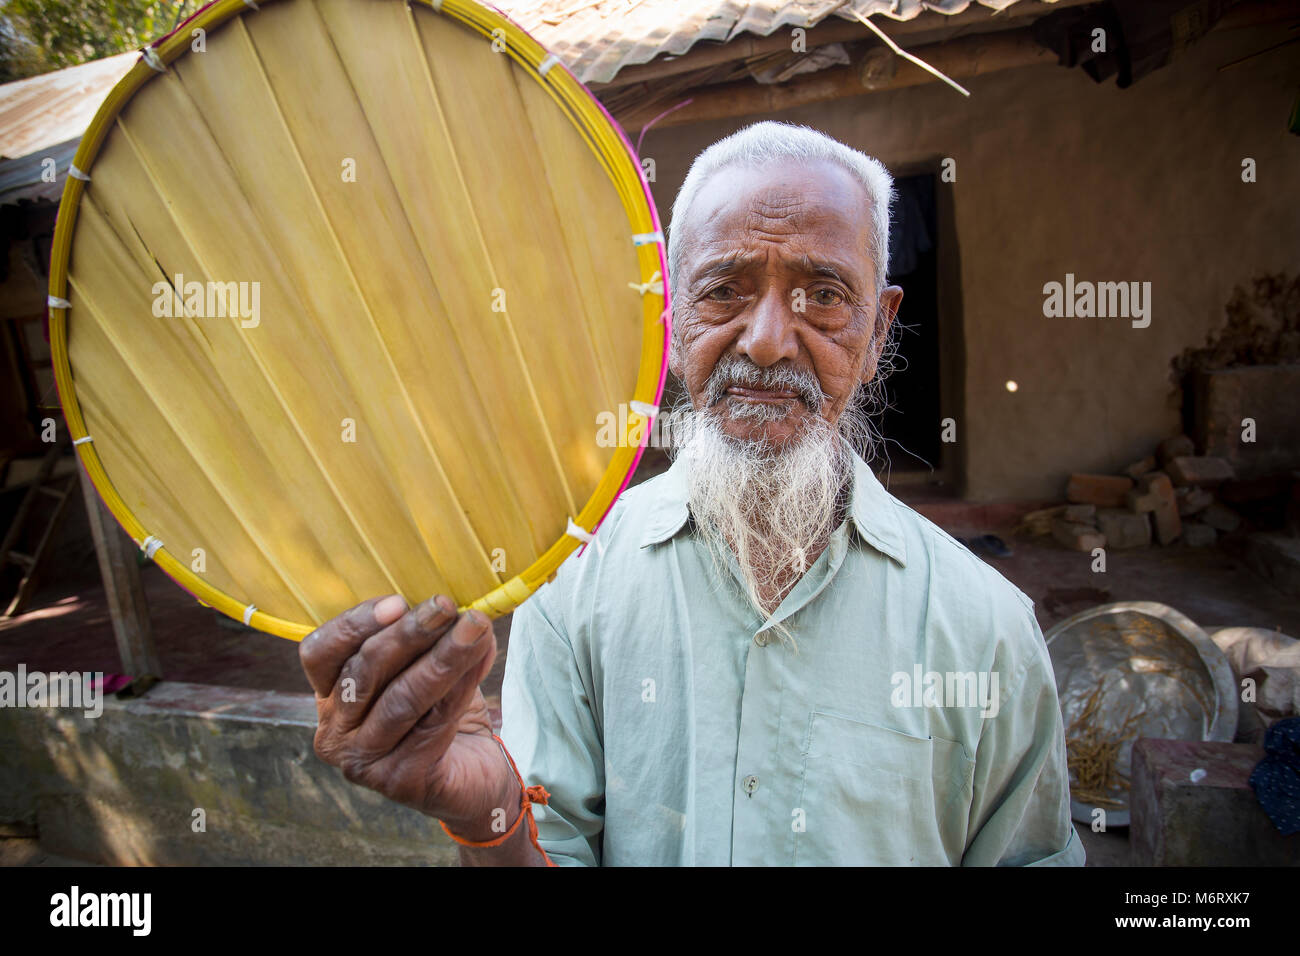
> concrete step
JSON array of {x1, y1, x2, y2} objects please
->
[{"x1": 0, "y1": 681, "x2": 459, "y2": 866}]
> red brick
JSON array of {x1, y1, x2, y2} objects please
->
[
  {"x1": 1124, "y1": 456, "x2": 1157, "y2": 481},
  {"x1": 1066, "y1": 473, "x2": 1134, "y2": 508},
  {"x1": 1166, "y1": 456, "x2": 1236, "y2": 488},
  {"x1": 1156, "y1": 434, "x2": 1195, "y2": 465},
  {"x1": 1063, "y1": 503, "x2": 1097, "y2": 523},
  {"x1": 1051, "y1": 519, "x2": 1106, "y2": 552},
  {"x1": 1097, "y1": 509, "x2": 1152, "y2": 549},
  {"x1": 1126, "y1": 472, "x2": 1181, "y2": 544},
  {"x1": 1175, "y1": 486, "x2": 1213, "y2": 516}
]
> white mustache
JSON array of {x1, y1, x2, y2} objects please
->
[{"x1": 703, "y1": 356, "x2": 826, "y2": 412}]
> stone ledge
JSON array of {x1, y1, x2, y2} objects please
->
[{"x1": 0, "y1": 681, "x2": 459, "y2": 865}]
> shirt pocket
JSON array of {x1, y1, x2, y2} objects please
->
[{"x1": 793, "y1": 711, "x2": 973, "y2": 865}]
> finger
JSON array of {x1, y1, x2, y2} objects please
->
[
  {"x1": 330, "y1": 596, "x2": 459, "y2": 729},
  {"x1": 352, "y1": 609, "x2": 494, "y2": 754},
  {"x1": 418, "y1": 627, "x2": 497, "y2": 729},
  {"x1": 300, "y1": 594, "x2": 409, "y2": 698},
  {"x1": 362, "y1": 643, "x2": 500, "y2": 812},
  {"x1": 407, "y1": 632, "x2": 498, "y2": 755}
]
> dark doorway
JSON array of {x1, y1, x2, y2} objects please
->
[{"x1": 872, "y1": 171, "x2": 942, "y2": 477}]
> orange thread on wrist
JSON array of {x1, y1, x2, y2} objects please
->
[{"x1": 439, "y1": 734, "x2": 557, "y2": 866}]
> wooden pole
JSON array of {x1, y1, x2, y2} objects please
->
[{"x1": 79, "y1": 468, "x2": 162, "y2": 680}]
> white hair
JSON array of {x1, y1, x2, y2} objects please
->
[{"x1": 667, "y1": 121, "x2": 896, "y2": 293}]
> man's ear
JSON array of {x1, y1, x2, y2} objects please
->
[
  {"x1": 878, "y1": 285, "x2": 903, "y2": 338},
  {"x1": 861, "y1": 285, "x2": 903, "y2": 384}
]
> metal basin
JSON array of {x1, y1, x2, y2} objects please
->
[{"x1": 1044, "y1": 601, "x2": 1238, "y2": 828}]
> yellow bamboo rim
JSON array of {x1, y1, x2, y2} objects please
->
[{"x1": 48, "y1": 0, "x2": 669, "y2": 641}]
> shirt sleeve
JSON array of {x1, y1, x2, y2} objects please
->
[
  {"x1": 961, "y1": 608, "x2": 1087, "y2": 867},
  {"x1": 498, "y1": 583, "x2": 606, "y2": 867}
]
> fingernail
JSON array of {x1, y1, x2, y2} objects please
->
[
  {"x1": 435, "y1": 595, "x2": 456, "y2": 615},
  {"x1": 374, "y1": 594, "x2": 408, "y2": 626},
  {"x1": 455, "y1": 610, "x2": 490, "y2": 645}
]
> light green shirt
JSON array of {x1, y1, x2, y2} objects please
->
[{"x1": 501, "y1": 450, "x2": 1085, "y2": 866}]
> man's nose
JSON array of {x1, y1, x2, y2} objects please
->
[{"x1": 736, "y1": 287, "x2": 799, "y2": 367}]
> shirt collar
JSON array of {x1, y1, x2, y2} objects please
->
[{"x1": 637, "y1": 447, "x2": 908, "y2": 568}]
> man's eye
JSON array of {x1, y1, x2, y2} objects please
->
[
  {"x1": 706, "y1": 285, "x2": 738, "y2": 302},
  {"x1": 810, "y1": 288, "x2": 845, "y2": 306}
]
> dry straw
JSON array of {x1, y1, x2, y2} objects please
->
[{"x1": 1066, "y1": 680, "x2": 1147, "y2": 808}]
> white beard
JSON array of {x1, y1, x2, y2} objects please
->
[{"x1": 672, "y1": 362, "x2": 860, "y2": 635}]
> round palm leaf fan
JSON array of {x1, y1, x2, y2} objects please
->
[{"x1": 48, "y1": 0, "x2": 669, "y2": 640}]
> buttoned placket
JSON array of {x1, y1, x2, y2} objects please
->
[{"x1": 723, "y1": 521, "x2": 853, "y2": 864}]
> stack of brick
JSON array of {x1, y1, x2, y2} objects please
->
[{"x1": 1028, "y1": 434, "x2": 1244, "y2": 552}]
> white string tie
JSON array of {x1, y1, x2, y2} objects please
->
[
  {"x1": 628, "y1": 271, "x2": 663, "y2": 296},
  {"x1": 566, "y1": 517, "x2": 604, "y2": 556},
  {"x1": 141, "y1": 46, "x2": 166, "y2": 73}
]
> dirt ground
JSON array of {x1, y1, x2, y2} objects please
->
[{"x1": 2, "y1": 487, "x2": 1294, "y2": 868}]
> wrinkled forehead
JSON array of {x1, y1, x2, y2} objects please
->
[{"x1": 682, "y1": 159, "x2": 877, "y2": 281}]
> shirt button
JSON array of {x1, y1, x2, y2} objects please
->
[
  {"x1": 754, "y1": 632, "x2": 769, "y2": 647},
  {"x1": 742, "y1": 774, "x2": 759, "y2": 795}
]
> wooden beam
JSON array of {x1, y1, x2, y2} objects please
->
[
  {"x1": 79, "y1": 468, "x2": 162, "y2": 680},
  {"x1": 618, "y1": 26, "x2": 1056, "y2": 132}
]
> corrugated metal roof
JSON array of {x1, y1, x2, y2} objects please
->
[
  {"x1": 0, "y1": 52, "x2": 136, "y2": 207},
  {"x1": 493, "y1": 0, "x2": 1027, "y2": 84},
  {"x1": 0, "y1": 137, "x2": 78, "y2": 205},
  {"x1": 0, "y1": 51, "x2": 136, "y2": 161}
]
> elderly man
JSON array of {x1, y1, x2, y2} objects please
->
[{"x1": 300, "y1": 121, "x2": 1084, "y2": 867}]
